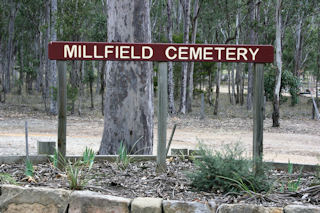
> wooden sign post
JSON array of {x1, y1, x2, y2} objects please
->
[
  {"x1": 49, "y1": 41, "x2": 273, "y2": 172},
  {"x1": 57, "y1": 61, "x2": 67, "y2": 169}
]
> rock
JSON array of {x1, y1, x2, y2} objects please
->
[
  {"x1": 284, "y1": 205, "x2": 320, "y2": 213},
  {"x1": 0, "y1": 184, "x2": 70, "y2": 213},
  {"x1": 217, "y1": 204, "x2": 283, "y2": 213},
  {"x1": 131, "y1": 197, "x2": 162, "y2": 213},
  {"x1": 163, "y1": 200, "x2": 216, "y2": 213},
  {"x1": 68, "y1": 190, "x2": 131, "y2": 213}
]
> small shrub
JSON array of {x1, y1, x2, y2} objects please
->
[{"x1": 187, "y1": 143, "x2": 271, "y2": 193}]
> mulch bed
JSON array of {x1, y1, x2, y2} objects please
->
[{"x1": 1, "y1": 157, "x2": 320, "y2": 207}]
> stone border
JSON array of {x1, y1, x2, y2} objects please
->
[
  {"x1": 1, "y1": 185, "x2": 320, "y2": 213},
  {"x1": 0, "y1": 155, "x2": 317, "y2": 172}
]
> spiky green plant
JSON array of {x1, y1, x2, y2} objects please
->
[
  {"x1": 25, "y1": 159, "x2": 34, "y2": 177},
  {"x1": 116, "y1": 136, "x2": 146, "y2": 170},
  {"x1": 65, "y1": 160, "x2": 87, "y2": 190},
  {"x1": 82, "y1": 147, "x2": 95, "y2": 170}
]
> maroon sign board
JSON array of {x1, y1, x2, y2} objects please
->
[{"x1": 48, "y1": 41, "x2": 274, "y2": 63}]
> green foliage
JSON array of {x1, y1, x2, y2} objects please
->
[
  {"x1": 116, "y1": 136, "x2": 144, "y2": 170},
  {"x1": 0, "y1": 173, "x2": 17, "y2": 185},
  {"x1": 82, "y1": 147, "x2": 95, "y2": 170},
  {"x1": 117, "y1": 141, "x2": 130, "y2": 170},
  {"x1": 188, "y1": 143, "x2": 271, "y2": 193},
  {"x1": 65, "y1": 160, "x2": 87, "y2": 190},
  {"x1": 25, "y1": 159, "x2": 34, "y2": 177},
  {"x1": 281, "y1": 162, "x2": 303, "y2": 192},
  {"x1": 264, "y1": 68, "x2": 300, "y2": 105}
]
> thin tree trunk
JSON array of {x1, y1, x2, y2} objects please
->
[
  {"x1": 49, "y1": 0, "x2": 58, "y2": 115},
  {"x1": 100, "y1": 61, "x2": 106, "y2": 116},
  {"x1": 214, "y1": 63, "x2": 221, "y2": 115},
  {"x1": 294, "y1": 7, "x2": 304, "y2": 77},
  {"x1": 179, "y1": 0, "x2": 190, "y2": 114},
  {"x1": 167, "y1": 0, "x2": 176, "y2": 115},
  {"x1": 44, "y1": 0, "x2": 51, "y2": 113},
  {"x1": 231, "y1": 63, "x2": 235, "y2": 105},
  {"x1": 228, "y1": 66, "x2": 231, "y2": 103},
  {"x1": 186, "y1": 0, "x2": 200, "y2": 113},
  {"x1": 235, "y1": 3, "x2": 241, "y2": 104},
  {"x1": 208, "y1": 69, "x2": 213, "y2": 106},
  {"x1": 5, "y1": 2, "x2": 17, "y2": 94},
  {"x1": 99, "y1": 0, "x2": 153, "y2": 155},
  {"x1": 18, "y1": 45, "x2": 24, "y2": 95},
  {"x1": 247, "y1": 0, "x2": 255, "y2": 110},
  {"x1": 272, "y1": 0, "x2": 282, "y2": 127}
]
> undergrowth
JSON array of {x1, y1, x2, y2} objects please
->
[{"x1": 187, "y1": 143, "x2": 271, "y2": 194}]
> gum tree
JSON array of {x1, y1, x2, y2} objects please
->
[{"x1": 99, "y1": 0, "x2": 153, "y2": 155}]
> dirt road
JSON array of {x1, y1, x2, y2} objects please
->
[{"x1": 0, "y1": 115, "x2": 319, "y2": 165}]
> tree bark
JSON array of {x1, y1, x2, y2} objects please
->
[
  {"x1": 99, "y1": 0, "x2": 153, "y2": 155},
  {"x1": 272, "y1": 0, "x2": 282, "y2": 127},
  {"x1": 214, "y1": 62, "x2": 221, "y2": 115},
  {"x1": 49, "y1": 0, "x2": 58, "y2": 115},
  {"x1": 167, "y1": 0, "x2": 176, "y2": 115},
  {"x1": 179, "y1": 0, "x2": 190, "y2": 114}
]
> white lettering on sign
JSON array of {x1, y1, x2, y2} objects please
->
[
  {"x1": 249, "y1": 48, "x2": 259, "y2": 60},
  {"x1": 215, "y1": 47, "x2": 225, "y2": 60},
  {"x1": 131, "y1": 46, "x2": 141, "y2": 59},
  {"x1": 203, "y1": 47, "x2": 213, "y2": 60},
  {"x1": 190, "y1": 47, "x2": 202, "y2": 60},
  {"x1": 142, "y1": 46, "x2": 153, "y2": 59},
  {"x1": 94, "y1": 45, "x2": 103, "y2": 58},
  {"x1": 165, "y1": 46, "x2": 177, "y2": 60},
  {"x1": 61, "y1": 44, "x2": 264, "y2": 62},
  {"x1": 64, "y1": 45, "x2": 77, "y2": 58},
  {"x1": 105, "y1": 45, "x2": 113, "y2": 58},
  {"x1": 178, "y1": 47, "x2": 189, "y2": 60},
  {"x1": 237, "y1": 48, "x2": 248, "y2": 60},
  {"x1": 226, "y1": 47, "x2": 236, "y2": 60}
]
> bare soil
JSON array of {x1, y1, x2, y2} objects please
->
[{"x1": 0, "y1": 88, "x2": 319, "y2": 164}]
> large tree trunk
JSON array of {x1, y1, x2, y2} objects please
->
[
  {"x1": 99, "y1": 0, "x2": 153, "y2": 155},
  {"x1": 49, "y1": 0, "x2": 58, "y2": 115},
  {"x1": 186, "y1": 0, "x2": 200, "y2": 113},
  {"x1": 214, "y1": 63, "x2": 221, "y2": 115},
  {"x1": 167, "y1": 0, "x2": 176, "y2": 115},
  {"x1": 272, "y1": 0, "x2": 282, "y2": 127},
  {"x1": 179, "y1": 0, "x2": 190, "y2": 114}
]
